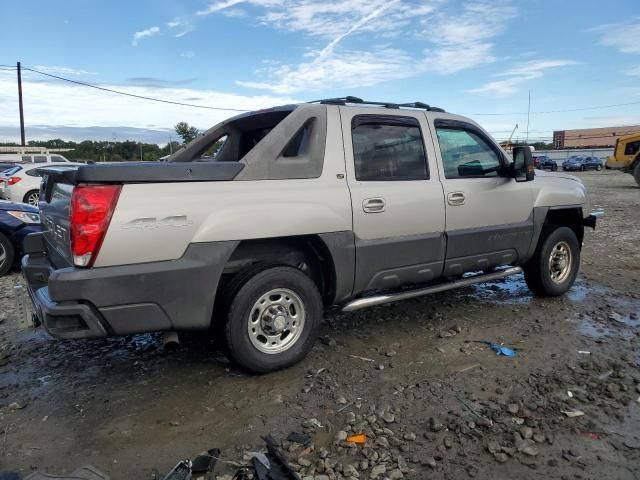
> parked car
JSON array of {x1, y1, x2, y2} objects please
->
[
  {"x1": 0, "y1": 200, "x2": 40, "y2": 276},
  {"x1": 23, "y1": 97, "x2": 596, "y2": 373},
  {"x1": 534, "y1": 155, "x2": 558, "y2": 171},
  {"x1": 0, "y1": 153, "x2": 70, "y2": 164},
  {"x1": 562, "y1": 156, "x2": 586, "y2": 171},
  {"x1": 583, "y1": 156, "x2": 603, "y2": 171},
  {"x1": 0, "y1": 162, "x2": 80, "y2": 206}
]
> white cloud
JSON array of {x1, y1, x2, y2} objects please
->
[
  {"x1": 32, "y1": 65, "x2": 96, "y2": 76},
  {"x1": 592, "y1": 19, "x2": 640, "y2": 54},
  {"x1": 421, "y1": 1, "x2": 516, "y2": 74},
  {"x1": 238, "y1": 48, "x2": 413, "y2": 94},
  {"x1": 626, "y1": 65, "x2": 640, "y2": 76},
  {"x1": 180, "y1": 51, "x2": 196, "y2": 59},
  {"x1": 468, "y1": 59, "x2": 578, "y2": 96},
  {"x1": 0, "y1": 69, "x2": 298, "y2": 143},
  {"x1": 223, "y1": 0, "x2": 518, "y2": 93},
  {"x1": 132, "y1": 26, "x2": 160, "y2": 46},
  {"x1": 196, "y1": 0, "x2": 247, "y2": 16},
  {"x1": 167, "y1": 17, "x2": 194, "y2": 38}
]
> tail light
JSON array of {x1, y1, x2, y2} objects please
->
[
  {"x1": 7, "y1": 176, "x2": 21, "y2": 186},
  {"x1": 70, "y1": 184, "x2": 121, "y2": 267}
]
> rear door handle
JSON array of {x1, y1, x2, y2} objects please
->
[
  {"x1": 362, "y1": 197, "x2": 386, "y2": 213},
  {"x1": 447, "y1": 191, "x2": 465, "y2": 206}
]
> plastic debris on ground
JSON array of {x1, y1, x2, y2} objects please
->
[
  {"x1": 471, "y1": 340, "x2": 518, "y2": 357},
  {"x1": 345, "y1": 433, "x2": 368, "y2": 444}
]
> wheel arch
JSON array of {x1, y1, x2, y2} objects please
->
[
  {"x1": 217, "y1": 232, "x2": 355, "y2": 308},
  {"x1": 524, "y1": 206, "x2": 585, "y2": 262}
]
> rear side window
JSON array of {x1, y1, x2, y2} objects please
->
[
  {"x1": 21, "y1": 155, "x2": 31, "y2": 162},
  {"x1": 33, "y1": 155, "x2": 47, "y2": 163},
  {"x1": 351, "y1": 115, "x2": 428, "y2": 181},
  {"x1": 50, "y1": 155, "x2": 65, "y2": 162},
  {"x1": 26, "y1": 169, "x2": 43, "y2": 177},
  {"x1": 624, "y1": 140, "x2": 640, "y2": 156}
]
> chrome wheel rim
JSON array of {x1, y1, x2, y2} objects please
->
[
  {"x1": 247, "y1": 288, "x2": 305, "y2": 354},
  {"x1": 26, "y1": 193, "x2": 39, "y2": 206},
  {"x1": 0, "y1": 242, "x2": 6, "y2": 267},
  {"x1": 549, "y1": 241, "x2": 572, "y2": 284}
]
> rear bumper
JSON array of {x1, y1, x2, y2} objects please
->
[{"x1": 22, "y1": 233, "x2": 238, "y2": 339}]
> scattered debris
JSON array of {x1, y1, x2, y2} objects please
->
[
  {"x1": 562, "y1": 410, "x2": 585, "y2": 418},
  {"x1": 285, "y1": 432, "x2": 311, "y2": 446},
  {"x1": 348, "y1": 354, "x2": 375, "y2": 362},
  {"x1": 577, "y1": 350, "x2": 591, "y2": 355},
  {"x1": 345, "y1": 433, "x2": 367, "y2": 444},
  {"x1": 24, "y1": 466, "x2": 110, "y2": 480}
]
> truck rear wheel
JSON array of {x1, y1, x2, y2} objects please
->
[
  {"x1": 224, "y1": 266, "x2": 322, "y2": 373},
  {"x1": 633, "y1": 163, "x2": 640, "y2": 187},
  {"x1": 523, "y1": 226, "x2": 580, "y2": 297}
]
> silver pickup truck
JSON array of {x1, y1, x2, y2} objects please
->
[{"x1": 22, "y1": 97, "x2": 596, "y2": 372}]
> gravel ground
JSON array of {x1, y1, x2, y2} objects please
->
[{"x1": 0, "y1": 170, "x2": 639, "y2": 479}]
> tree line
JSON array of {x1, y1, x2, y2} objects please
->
[{"x1": 0, "y1": 122, "x2": 201, "y2": 162}]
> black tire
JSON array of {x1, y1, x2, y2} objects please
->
[
  {"x1": 552, "y1": 165, "x2": 558, "y2": 171},
  {"x1": 595, "y1": 164, "x2": 602, "y2": 171},
  {"x1": 633, "y1": 163, "x2": 640, "y2": 187},
  {"x1": 23, "y1": 190, "x2": 39, "y2": 206},
  {"x1": 0, "y1": 233, "x2": 15, "y2": 277},
  {"x1": 524, "y1": 226, "x2": 580, "y2": 297},
  {"x1": 224, "y1": 266, "x2": 322, "y2": 373}
]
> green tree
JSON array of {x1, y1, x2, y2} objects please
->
[{"x1": 174, "y1": 122, "x2": 200, "y2": 144}]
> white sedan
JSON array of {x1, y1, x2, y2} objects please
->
[{"x1": 0, "y1": 162, "x2": 82, "y2": 206}]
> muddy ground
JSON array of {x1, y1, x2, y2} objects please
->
[{"x1": 0, "y1": 170, "x2": 639, "y2": 480}]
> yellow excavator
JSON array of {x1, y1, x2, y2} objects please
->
[{"x1": 606, "y1": 132, "x2": 640, "y2": 185}]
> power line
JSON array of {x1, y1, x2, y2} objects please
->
[
  {"x1": 467, "y1": 100, "x2": 640, "y2": 116},
  {"x1": 22, "y1": 67, "x2": 251, "y2": 113},
  {"x1": 8, "y1": 64, "x2": 640, "y2": 117}
]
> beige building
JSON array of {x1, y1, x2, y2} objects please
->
[{"x1": 553, "y1": 125, "x2": 640, "y2": 149}]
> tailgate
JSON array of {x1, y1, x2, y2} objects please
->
[{"x1": 38, "y1": 166, "x2": 80, "y2": 268}]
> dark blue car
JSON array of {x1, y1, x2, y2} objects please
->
[{"x1": 0, "y1": 200, "x2": 41, "y2": 276}]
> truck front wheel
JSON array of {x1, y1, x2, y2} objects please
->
[
  {"x1": 224, "y1": 266, "x2": 322, "y2": 373},
  {"x1": 523, "y1": 226, "x2": 580, "y2": 297}
]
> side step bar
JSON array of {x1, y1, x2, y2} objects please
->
[{"x1": 342, "y1": 266, "x2": 523, "y2": 312}]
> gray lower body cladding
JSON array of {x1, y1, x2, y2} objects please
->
[{"x1": 22, "y1": 237, "x2": 238, "y2": 339}]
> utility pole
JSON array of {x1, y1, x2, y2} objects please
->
[
  {"x1": 17, "y1": 61, "x2": 26, "y2": 146},
  {"x1": 139, "y1": 143, "x2": 143, "y2": 161},
  {"x1": 168, "y1": 137, "x2": 173, "y2": 155},
  {"x1": 526, "y1": 90, "x2": 531, "y2": 144}
]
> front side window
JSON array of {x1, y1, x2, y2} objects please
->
[
  {"x1": 436, "y1": 128, "x2": 502, "y2": 179},
  {"x1": 352, "y1": 116, "x2": 428, "y2": 181},
  {"x1": 624, "y1": 140, "x2": 640, "y2": 156}
]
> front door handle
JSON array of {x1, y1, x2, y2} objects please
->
[
  {"x1": 447, "y1": 191, "x2": 466, "y2": 206},
  {"x1": 362, "y1": 197, "x2": 386, "y2": 213}
]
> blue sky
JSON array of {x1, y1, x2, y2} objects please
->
[{"x1": 1, "y1": 0, "x2": 639, "y2": 144}]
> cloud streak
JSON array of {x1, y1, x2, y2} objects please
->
[
  {"x1": 591, "y1": 19, "x2": 640, "y2": 54},
  {"x1": 467, "y1": 60, "x2": 578, "y2": 96},
  {"x1": 132, "y1": 26, "x2": 160, "y2": 46}
]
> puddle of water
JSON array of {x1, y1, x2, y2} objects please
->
[{"x1": 458, "y1": 275, "x2": 608, "y2": 306}]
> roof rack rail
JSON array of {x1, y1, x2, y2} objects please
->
[{"x1": 308, "y1": 97, "x2": 446, "y2": 112}]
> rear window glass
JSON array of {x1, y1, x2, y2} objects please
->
[
  {"x1": 352, "y1": 115, "x2": 428, "y2": 181},
  {"x1": 2, "y1": 166, "x2": 21, "y2": 176}
]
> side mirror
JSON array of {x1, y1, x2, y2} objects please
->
[{"x1": 512, "y1": 146, "x2": 535, "y2": 182}]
